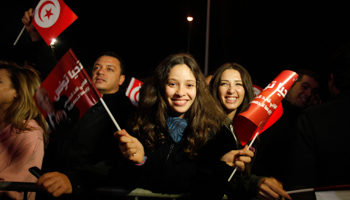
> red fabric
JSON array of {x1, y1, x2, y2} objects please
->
[
  {"x1": 234, "y1": 70, "x2": 298, "y2": 146},
  {"x1": 35, "y1": 49, "x2": 100, "y2": 120},
  {"x1": 126, "y1": 77, "x2": 143, "y2": 107},
  {"x1": 32, "y1": 0, "x2": 77, "y2": 45}
]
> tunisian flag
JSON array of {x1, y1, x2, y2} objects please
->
[
  {"x1": 32, "y1": 0, "x2": 78, "y2": 45},
  {"x1": 126, "y1": 77, "x2": 143, "y2": 107},
  {"x1": 234, "y1": 70, "x2": 298, "y2": 146}
]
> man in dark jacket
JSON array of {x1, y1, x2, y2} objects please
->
[
  {"x1": 22, "y1": 9, "x2": 136, "y2": 199},
  {"x1": 251, "y1": 69, "x2": 320, "y2": 185},
  {"x1": 286, "y1": 43, "x2": 350, "y2": 192}
]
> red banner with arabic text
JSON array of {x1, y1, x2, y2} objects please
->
[
  {"x1": 234, "y1": 70, "x2": 298, "y2": 146},
  {"x1": 34, "y1": 49, "x2": 100, "y2": 133}
]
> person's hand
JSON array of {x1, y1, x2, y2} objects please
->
[
  {"x1": 55, "y1": 110, "x2": 68, "y2": 123},
  {"x1": 257, "y1": 177, "x2": 292, "y2": 200},
  {"x1": 21, "y1": 8, "x2": 41, "y2": 41},
  {"x1": 221, "y1": 145, "x2": 254, "y2": 171},
  {"x1": 36, "y1": 172, "x2": 72, "y2": 198},
  {"x1": 114, "y1": 129, "x2": 145, "y2": 164}
]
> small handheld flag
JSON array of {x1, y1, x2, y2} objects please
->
[
  {"x1": 32, "y1": 0, "x2": 78, "y2": 45},
  {"x1": 126, "y1": 77, "x2": 143, "y2": 107},
  {"x1": 228, "y1": 70, "x2": 298, "y2": 182},
  {"x1": 234, "y1": 70, "x2": 298, "y2": 146}
]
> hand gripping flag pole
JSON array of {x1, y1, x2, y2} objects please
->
[{"x1": 227, "y1": 70, "x2": 299, "y2": 182}]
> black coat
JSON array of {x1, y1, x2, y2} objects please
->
[
  {"x1": 285, "y1": 90, "x2": 350, "y2": 190},
  {"x1": 53, "y1": 89, "x2": 135, "y2": 193},
  {"x1": 113, "y1": 124, "x2": 263, "y2": 200},
  {"x1": 251, "y1": 99, "x2": 302, "y2": 184}
]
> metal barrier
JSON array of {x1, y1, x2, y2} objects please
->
[
  {"x1": 0, "y1": 182, "x2": 228, "y2": 199},
  {"x1": 0, "y1": 182, "x2": 38, "y2": 200}
]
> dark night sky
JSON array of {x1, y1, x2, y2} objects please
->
[{"x1": 2, "y1": 1, "x2": 350, "y2": 87}]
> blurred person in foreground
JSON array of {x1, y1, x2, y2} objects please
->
[{"x1": 0, "y1": 61, "x2": 48, "y2": 200}]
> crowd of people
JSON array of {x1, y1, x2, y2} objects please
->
[{"x1": 0, "y1": 7, "x2": 350, "y2": 200}]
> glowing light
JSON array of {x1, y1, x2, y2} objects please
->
[
  {"x1": 50, "y1": 39, "x2": 56, "y2": 45},
  {"x1": 187, "y1": 16, "x2": 193, "y2": 22}
]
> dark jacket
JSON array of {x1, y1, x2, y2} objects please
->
[
  {"x1": 252, "y1": 98, "x2": 302, "y2": 184},
  {"x1": 285, "y1": 90, "x2": 350, "y2": 190},
  {"x1": 26, "y1": 39, "x2": 136, "y2": 199},
  {"x1": 114, "y1": 124, "x2": 263, "y2": 200},
  {"x1": 55, "y1": 89, "x2": 135, "y2": 195}
]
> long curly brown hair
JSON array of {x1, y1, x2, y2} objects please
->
[{"x1": 131, "y1": 53, "x2": 227, "y2": 159}]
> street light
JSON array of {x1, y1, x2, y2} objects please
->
[{"x1": 187, "y1": 16, "x2": 193, "y2": 53}]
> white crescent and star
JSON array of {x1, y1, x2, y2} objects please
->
[{"x1": 34, "y1": 0, "x2": 61, "y2": 28}]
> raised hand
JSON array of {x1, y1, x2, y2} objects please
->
[{"x1": 21, "y1": 8, "x2": 41, "y2": 41}]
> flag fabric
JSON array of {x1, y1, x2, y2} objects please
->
[
  {"x1": 252, "y1": 84, "x2": 283, "y2": 134},
  {"x1": 234, "y1": 70, "x2": 298, "y2": 146},
  {"x1": 34, "y1": 49, "x2": 101, "y2": 133},
  {"x1": 252, "y1": 84, "x2": 264, "y2": 97},
  {"x1": 126, "y1": 77, "x2": 143, "y2": 107},
  {"x1": 32, "y1": 0, "x2": 78, "y2": 45}
]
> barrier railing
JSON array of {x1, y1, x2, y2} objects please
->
[{"x1": 0, "y1": 182, "x2": 228, "y2": 200}]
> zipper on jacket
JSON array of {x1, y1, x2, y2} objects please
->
[{"x1": 166, "y1": 143, "x2": 175, "y2": 162}]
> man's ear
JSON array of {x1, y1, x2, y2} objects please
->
[{"x1": 119, "y1": 75, "x2": 126, "y2": 86}]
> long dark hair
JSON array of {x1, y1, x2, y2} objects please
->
[
  {"x1": 209, "y1": 63, "x2": 254, "y2": 118},
  {"x1": 131, "y1": 53, "x2": 227, "y2": 159}
]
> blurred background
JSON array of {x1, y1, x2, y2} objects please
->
[{"x1": 2, "y1": 0, "x2": 350, "y2": 87}]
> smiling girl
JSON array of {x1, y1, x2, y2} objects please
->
[
  {"x1": 209, "y1": 63, "x2": 291, "y2": 200},
  {"x1": 114, "y1": 53, "x2": 254, "y2": 198}
]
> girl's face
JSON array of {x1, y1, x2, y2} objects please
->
[
  {"x1": 165, "y1": 64, "x2": 196, "y2": 119},
  {"x1": 0, "y1": 69, "x2": 17, "y2": 112},
  {"x1": 218, "y1": 69, "x2": 245, "y2": 119}
]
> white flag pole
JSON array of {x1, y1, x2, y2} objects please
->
[
  {"x1": 99, "y1": 97, "x2": 121, "y2": 131},
  {"x1": 13, "y1": 25, "x2": 26, "y2": 46},
  {"x1": 227, "y1": 129, "x2": 261, "y2": 182},
  {"x1": 287, "y1": 188, "x2": 313, "y2": 194}
]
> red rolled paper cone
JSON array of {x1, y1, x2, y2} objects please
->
[
  {"x1": 234, "y1": 70, "x2": 299, "y2": 146},
  {"x1": 252, "y1": 84, "x2": 284, "y2": 135}
]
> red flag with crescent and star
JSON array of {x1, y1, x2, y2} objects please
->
[
  {"x1": 126, "y1": 77, "x2": 143, "y2": 107},
  {"x1": 32, "y1": 0, "x2": 77, "y2": 45}
]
